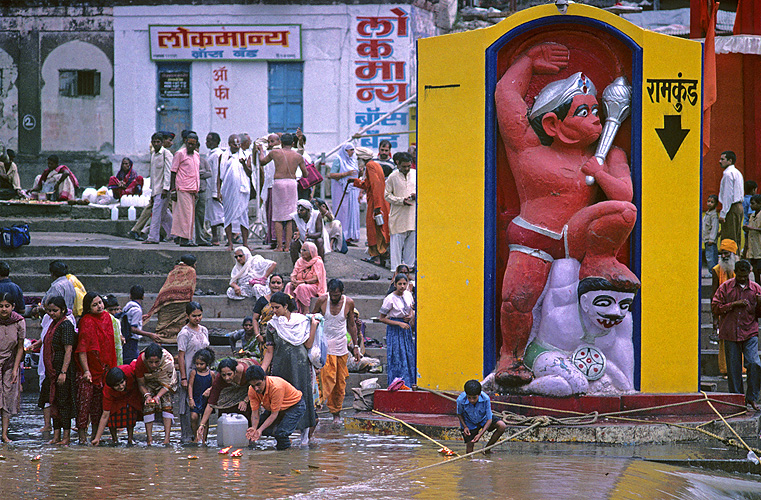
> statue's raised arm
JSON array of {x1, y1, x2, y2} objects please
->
[{"x1": 495, "y1": 43, "x2": 570, "y2": 151}]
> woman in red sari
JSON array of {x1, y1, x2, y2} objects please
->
[
  {"x1": 108, "y1": 157, "x2": 144, "y2": 200},
  {"x1": 75, "y1": 292, "x2": 117, "y2": 444},
  {"x1": 284, "y1": 242, "x2": 327, "y2": 314}
]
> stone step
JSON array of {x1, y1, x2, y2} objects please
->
[
  {"x1": 3, "y1": 217, "x2": 138, "y2": 236},
  {"x1": 2, "y1": 255, "x2": 113, "y2": 274},
  {"x1": 0, "y1": 201, "x2": 123, "y2": 220},
  {"x1": 700, "y1": 375, "x2": 729, "y2": 393},
  {"x1": 1, "y1": 243, "x2": 111, "y2": 258}
]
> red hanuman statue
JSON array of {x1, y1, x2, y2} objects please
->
[{"x1": 495, "y1": 42, "x2": 639, "y2": 387}]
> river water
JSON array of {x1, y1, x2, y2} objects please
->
[{"x1": 3, "y1": 394, "x2": 761, "y2": 499}]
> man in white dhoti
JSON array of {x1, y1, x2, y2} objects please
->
[
  {"x1": 289, "y1": 199, "x2": 330, "y2": 263},
  {"x1": 204, "y1": 132, "x2": 225, "y2": 245},
  {"x1": 220, "y1": 134, "x2": 251, "y2": 251}
]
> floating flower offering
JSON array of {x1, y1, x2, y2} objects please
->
[
  {"x1": 218, "y1": 446, "x2": 232, "y2": 454},
  {"x1": 187, "y1": 455, "x2": 199, "y2": 460},
  {"x1": 230, "y1": 449, "x2": 243, "y2": 458},
  {"x1": 438, "y1": 447, "x2": 456, "y2": 456},
  {"x1": 31, "y1": 455, "x2": 42, "y2": 461}
]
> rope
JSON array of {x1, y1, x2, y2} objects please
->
[
  {"x1": 416, "y1": 386, "x2": 760, "y2": 455},
  {"x1": 700, "y1": 390, "x2": 759, "y2": 462},
  {"x1": 371, "y1": 410, "x2": 460, "y2": 456}
]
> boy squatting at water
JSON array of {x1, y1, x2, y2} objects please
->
[{"x1": 456, "y1": 380, "x2": 507, "y2": 454}]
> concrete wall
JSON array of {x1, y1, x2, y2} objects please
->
[{"x1": 0, "y1": 7, "x2": 113, "y2": 159}]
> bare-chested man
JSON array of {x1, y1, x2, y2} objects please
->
[
  {"x1": 495, "y1": 42, "x2": 638, "y2": 387},
  {"x1": 258, "y1": 133, "x2": 305, "y2": 252}
]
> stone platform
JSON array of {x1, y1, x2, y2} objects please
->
[{"x1": 344, "y1": 389, "x2": 760, "y2": 444}]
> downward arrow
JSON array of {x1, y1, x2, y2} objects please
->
[{"x1": 655, "y1": 115, "x2": 689, "y2": 160}]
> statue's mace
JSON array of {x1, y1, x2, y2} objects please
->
[{"x1": 586, "y1": 76, "x2": 632, "y2": 186}]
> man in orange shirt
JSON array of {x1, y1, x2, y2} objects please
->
[{"x1": 244, "y1": 365, "x2": 306, "y2": 450}]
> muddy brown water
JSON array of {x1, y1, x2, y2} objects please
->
[{"x1": 3, "y1": 394, "x2": 761, "y2": 499}]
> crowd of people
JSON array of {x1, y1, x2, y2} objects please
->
[
  {"x1": 705, "y1": 150, "x2": 761, "y2": 411},
  {"x1": 0, "y1": 251, "x2": 418, "y2": 448}
]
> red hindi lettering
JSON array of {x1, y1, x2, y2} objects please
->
[
  {"x1": 356, "y1": 39, "x2": 393, "y2": 59},
  {"x1": 390, "y1": 8, "x2": 408, "y2": 37},
  {"x1": 355, "y1": 61, "x2": 405, "y2": 81},
  {"x1": 214, "y1": 107, "x2": 228, "y2": 119},
  {"x1": 157, "y1": 27, "x2": 190, "y2": 48},
  {"x1": 214, "y1": 86, "x2": 230, "y2": 100},
  {"x1": 213, "y1": 66, "x2": 228, "y2": 81},
  {"x1": 264, "y1": 31, "x2": 290, "y2": 47},
  {"x1": 356, "y1": 17, "x2": 395, "y2": 38},
  {"x1": 356, "y1": 83, "x2": 407, "y2": 103}
]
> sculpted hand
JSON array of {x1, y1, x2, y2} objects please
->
[
  {"x1": 528, "y1": 43, "x2": 570, "y2": 75},
  {"x1": 581, "y1": 157, "x2": 604, "y2": 179}
]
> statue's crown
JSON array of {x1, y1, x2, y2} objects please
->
[{"x1": 529, "y1": 72, "x2": 597, "y2": 121}]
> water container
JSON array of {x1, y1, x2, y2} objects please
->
[
  {"x1": 128, "y1": 206, "x2": 137, "y2": 221},
  {"x1": 111, "y1": 206, "x2": 119, "y2": 221},
  {"x1": 217, "y1": 413, "x2": 249, "y2": 448}
]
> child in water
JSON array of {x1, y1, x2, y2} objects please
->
[{"x1": 188, "y1": 348, "x2": 215, "y2": 442}]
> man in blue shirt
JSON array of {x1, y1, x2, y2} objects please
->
[{"x1": 456, "y1": 379, "x2": 507, "y2": 454}]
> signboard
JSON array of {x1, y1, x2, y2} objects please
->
[
  {"x1": 159, "y1": 71, "x2": 190, "y2": 98},
  {"x1": 150, "y1": 25, "x2": 302, "y2": 61},
  {"x1": 351, "y1": 7, "x2": 411, "y2": 150}
]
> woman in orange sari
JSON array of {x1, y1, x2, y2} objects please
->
[{"x1": 285, "y1": 242, "x2": 327, "y2": 314}]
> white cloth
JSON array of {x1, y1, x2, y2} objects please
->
[
  {"x1": 177, "y1": 324, "x2": 210, "y2": 376},
  {"x1": 38, "y1": 312, "x2": 77, "y2": 388},
  {"x1": 267, "y1": 312, "x2": 310, "y2": 346},
  {"x1": 205, "y1": 146, "x2": 225, "y2": 226},
  {"x1": 323, "y1": 296, "x2": 349, "y2": 356},
  {"x1": 292, "y1": 208, "x2": 331, "y2": 255},
  {"x1": 385, "y1": 169, "x2": 417, "y2": 234},
  {"x1": 379, "y1": 290, "x2": 414, "y2": 318},
  {"x1": 150, "y1": 147, "x2": 173, "y2": 192},
  {"x1": 719, "y1": 164, "x2": 744, "y2": 218},
  {"x1": 220, "y1": 149, "x2": 250, "y2": 231},
  {"x1": 226, "y1": 247, "x2": 273, "y2": 300},
  {"x1": 390, "y1": 230, "x2": 416, "y2": 270}
]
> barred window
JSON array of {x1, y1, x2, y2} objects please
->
[{"x1": 59, "y1": 69, "x2": 100, "y2": 97}]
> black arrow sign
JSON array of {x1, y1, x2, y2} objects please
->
[{"x1": 655, "y1": 115, "x2": 690, "y2": 160}]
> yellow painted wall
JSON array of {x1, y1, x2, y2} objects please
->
[{"x1": 417, "y1": 4, "x2": 702, "y2": 392}]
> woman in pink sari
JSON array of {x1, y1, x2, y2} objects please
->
[{"x1": 285, "y1": 242, "x2": 327, "y2": 313}]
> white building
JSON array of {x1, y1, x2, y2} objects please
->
[{"x1": 114, "y1": 3, "x2": 438, "y2": 170}]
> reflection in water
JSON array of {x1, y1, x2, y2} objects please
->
[{"x1": 2, "y1": 394, "x2": 761, "y2": 499}]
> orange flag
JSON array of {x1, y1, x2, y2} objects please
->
[{"x1": 702, "y1": 0, "x2": 718, "y2": 156}]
